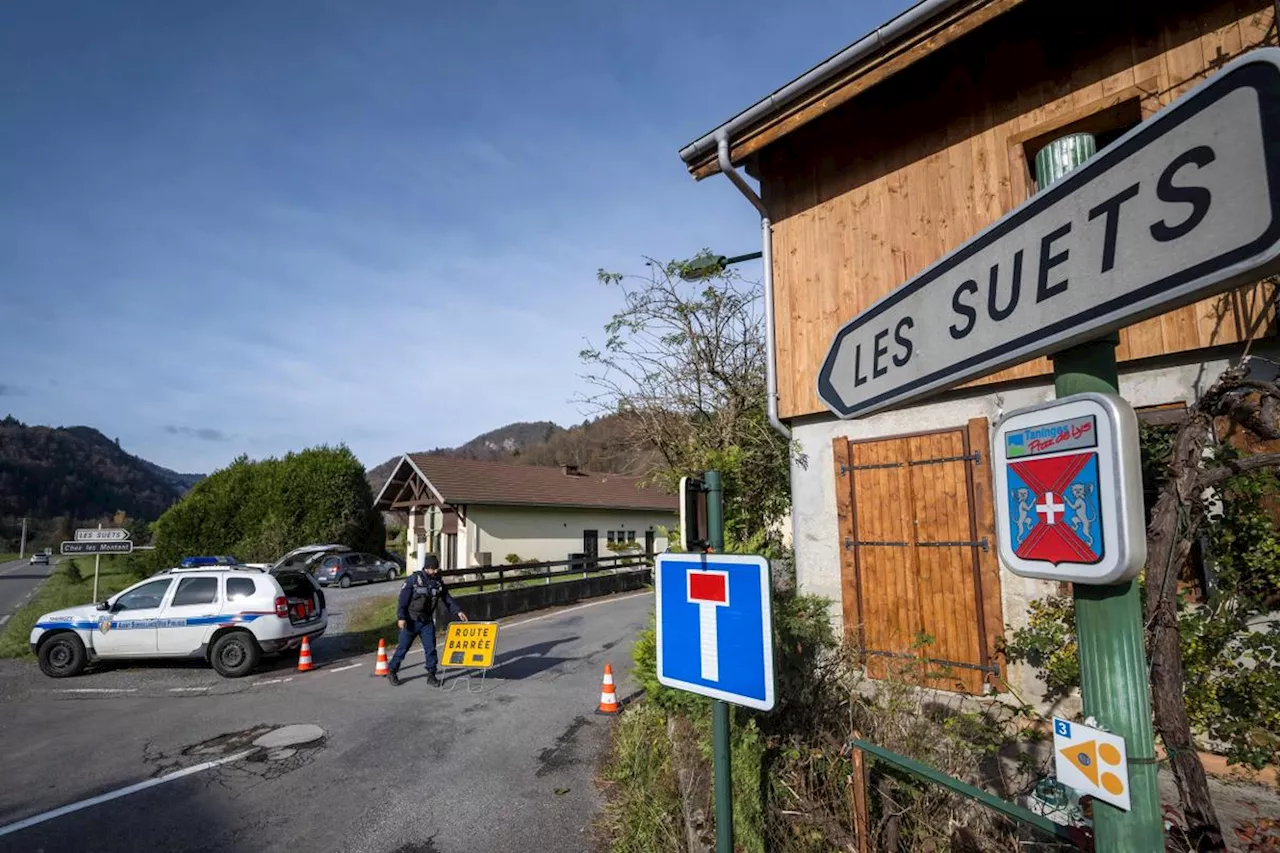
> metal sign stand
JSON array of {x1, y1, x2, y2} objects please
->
[
  {"x1": 703, "y1": 470, "x2": 734, "y2": 853},
  {"x1": 1039, "y1": 142, "x2": 1163, "y2": 851},
  {"x1": 442, "y1": 668, "x2": 489, "y2": 693}
]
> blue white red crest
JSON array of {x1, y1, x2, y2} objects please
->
[{"x1": 1005, "y1": 451, "x2": 1104, "y2": 565}]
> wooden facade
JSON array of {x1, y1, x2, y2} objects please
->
[{"x1": 756, "y1": 0, "x2": 1278, "y2": 419}]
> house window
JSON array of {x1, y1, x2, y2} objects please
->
[{"x1": 605, "y1": 530, "x2": 638, "y2": 549}]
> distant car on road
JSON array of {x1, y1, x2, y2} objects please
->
[
  {"x1": 30, "y1": 565, "x2": 326, "y2": 679},
  {"x1": 315, "y1": 552, "x2": 401, "y2": 588},
  {"x1": 29, "y1": 552, "x2": 50, "y2": 565}
]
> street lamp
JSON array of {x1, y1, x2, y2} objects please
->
[{"x1": 677, "y1": 251, "x2": 763, "y2": 281}]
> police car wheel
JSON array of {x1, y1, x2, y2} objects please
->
[
  {"x1": 38, "y1": 633, "x2": 87, "y2": 678},
  {"x1": 338, "y1": 575, "x2": 352, "y2": 589},
  {"x1": 209, "y1": 631, "x2": 260, "y2": 678},
  {"x1": 386, "y1": 569, "x2": 397, "y2": 582}
]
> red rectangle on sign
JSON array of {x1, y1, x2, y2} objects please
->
[{"x1": 688, "y1": 572, "x2": 727, "y2": 603}]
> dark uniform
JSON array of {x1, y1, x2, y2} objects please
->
[{"x1": 387, "y1": 556, "x2": 465, "y2": 686}]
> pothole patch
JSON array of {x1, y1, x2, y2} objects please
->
[{"x1": 253, "y1": 724, "x2": 325, "y2": 749}]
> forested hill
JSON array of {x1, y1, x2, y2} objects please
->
[
  {"x1": 0, "y1": 416, "x2": 203, "y2": 521},
  {"x1": 366, "y1": 414, "x2": 662, "y2": 496}
]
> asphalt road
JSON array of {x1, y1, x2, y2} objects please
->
[
  {"x1": 0, "y1": 590, "x2": 651, "y2": 853},
  {"x1": 0, "y1": 557, "x2": 57, "y2": 629}
]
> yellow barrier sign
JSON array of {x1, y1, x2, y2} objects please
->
[{"x1": 442, "y1": 621, "x2": 499, "y2": 669}]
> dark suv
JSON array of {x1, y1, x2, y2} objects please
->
[{"x1": 315, "y1": 552, "x2": 401, "y2": 588}]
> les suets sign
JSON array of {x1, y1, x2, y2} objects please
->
[{"x1": 818, "y1": 48, "x2": 1280, "y2": 419}]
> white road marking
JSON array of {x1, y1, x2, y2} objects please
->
[
  {"x1": 168, "y1": 687, "x2": 209, "y2": 693},
  {"x1": 252, "y1": 677, "x2": 293, "y2": 686},
  {"x1": 55, "y1": 688, "x2": 138, "y2": 694},
  {"x1": 500, "y1": 590, "x2": 651, "y2": 631},
  {"x1": 0, "y1": 749, "x2": 257, "y2": 838},
  {"x1": 0, "y1": 615, "x2": 9, "y2": 627},
  {"x1": 327, "y1": 663, "x2": 362, "y2": 673}
]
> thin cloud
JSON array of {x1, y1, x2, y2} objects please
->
[
  {"x1": 163, "y1": 425, "x2": 230, "y2": 442},
  {"x1": 0, "y1": 384, "x2": 18, "y2": 396}
]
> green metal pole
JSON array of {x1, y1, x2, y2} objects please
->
[
  {"x1": 704, "y1": 470, "x2": 733, "y2": 853},
  {"x1": 1038, "y1": 136, "x2": 1164, "y2": 852}
]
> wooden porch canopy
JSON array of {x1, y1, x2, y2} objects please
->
[{"x1": 373, "y1": 456, "x2": 445, "y2": 511}]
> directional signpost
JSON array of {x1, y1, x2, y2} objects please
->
[
  {"x1": 814, "y1": 48, "x2": 1280, "y2": 852},
  {"x1": 60, "y1": 541, "x2": 133, "y2": 555},
  {"x1": 62, "y1": 527, "x2": 134, "y2": 603},
  {"x1": 74, "y1": 528, "x2": 130, "y2": 542},
  {"x1": 818, "y1": 48, "x2": 1280, "y2": 420}
]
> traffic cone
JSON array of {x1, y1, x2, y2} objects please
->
[
  {"x1": 373, "y1": 639, "x2": 389, "y2": 677},
  {"x1": 596, "y1": 663, "x2": 620, "y2": 714},
  {"x1": 297, "y1": 636, "x2": 314, "y2": 672}
]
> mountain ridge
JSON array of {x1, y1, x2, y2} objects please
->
[{"x1": 365, "y1": 414, "x2": 659, "y2": 500}]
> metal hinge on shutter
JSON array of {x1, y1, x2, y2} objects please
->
[
  {"x1": 917, "y1": 538, "x2": 990, "y2": 553},
  {"x1": 840, "y1": 461, "x2": 904, "y2": 474},
  {"x1": 862, "y1": 648, "x2": 1000, "y2": 675},
  {"x1": 908, "y1": 451, "x2": 982, "y2": 467},
  {"x1": 845, "y1": 538, "x2": 909, "y2": 550}
]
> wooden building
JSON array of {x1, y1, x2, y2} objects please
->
[{"x1": 681, "y1": 0, "x2": 1278, "y2": 697}]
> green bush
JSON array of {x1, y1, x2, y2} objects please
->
[
  {"x1": 1005, "y1": 433, "x2": 1280, "y2": 769},
  {"x1": 151, "y1": 445, "x2": 384, "y2": 566}
]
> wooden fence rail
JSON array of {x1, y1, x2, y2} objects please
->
[{"x1": 436, "y1": 551, "x2": 653, "y2": 592}]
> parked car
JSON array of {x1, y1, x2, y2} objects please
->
[
  {"x1": 29, "y1": 552, "x2": 50, "y2": 565},
  {"x1": 315, "y1": 552, "x2": 401, "y2": 588},
  {"x1": 245, "y1": 543, "x2": 350, "y2": 575},
  {"x1": 29, "y1": 565, "x2": 326, "y2": 679}
]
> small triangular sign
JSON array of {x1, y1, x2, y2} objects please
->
[{"x1": 1060, "y1": 739, "x2": 1099, "y2": 785}]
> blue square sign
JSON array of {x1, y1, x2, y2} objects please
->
[{"x1": 655, "y1": 553, "x2": 775, "y2": 711}]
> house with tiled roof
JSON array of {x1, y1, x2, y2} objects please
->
[{"x1": 373, "y1": 455, "x2": 678, "y2": 571}]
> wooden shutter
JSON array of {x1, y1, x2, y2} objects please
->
[{"x1": 833, "y1": 420, "x2": 1004, "y2": 693}]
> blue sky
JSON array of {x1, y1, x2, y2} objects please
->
[{"x1": 1, "y1": 0, "x2": 910, "y2": 475}]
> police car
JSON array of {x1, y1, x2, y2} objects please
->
[{"x1": 29, "y1": 564, "x2": 326, "y2": 679}]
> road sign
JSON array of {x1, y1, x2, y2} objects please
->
[
  {"x1": 75, "y1": 528, "x2": 130, "y2": 542},
  {"x1": 993, "y1": 393, "x2": 1145, "y2": 584},
  {"x1": 441, "y1": 621, "x2": 499, "y2": 669},
  {"x1": 655, "y1": 553, "x2": 775, "y2": 710},
  {"x1": 679, "y1": 476, "x2": 709, "y2": 552},
  {"x1": 817, "y1": 48, "x2": 1280, "y2": 419},
  {"x1": 1054, "y1": 717, "x2": 1131, "y2": 812},
  {"x1": 60, "y1": 541, "x2": 133, "y2": 556}
]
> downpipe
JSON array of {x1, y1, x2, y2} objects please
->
[{"x1": 716, "y1": 135, "x2": 790, "y2": 441}]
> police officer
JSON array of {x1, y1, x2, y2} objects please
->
[{"x1": 387, "y1": 554, "x2": 466, "y2": 686}]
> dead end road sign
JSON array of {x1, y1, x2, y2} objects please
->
[
  {"x1": 61, "y1": 541, "x2": 133, "y2": 556},
  {"x1": 818, "y1": 47, "x2": 1280, "y2": 419}
]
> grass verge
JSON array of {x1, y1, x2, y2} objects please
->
[
  {"x1": 596, "y1": 702, "x2": 686, "y2": 853},
  {"x1": 337, "y1": 594, "x2": 400, "y2": 653},
  {"x1": 0, "y1": 556, "x2": 150, "y2": 658},
  {"x1": 0, "y1": 553, "x2": 20, "y2": 564}
]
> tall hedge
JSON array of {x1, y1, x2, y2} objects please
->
[{"x1": 151, "y1": 445, "x2": 384, "y2": 566}]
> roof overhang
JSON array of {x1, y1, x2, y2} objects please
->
[
  {"x1": 678, "y1": 0, "x2": 1024, "y2": 180},
  {"x1": 373, "y1": 454, "x2": 445, "y2": 511}
]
